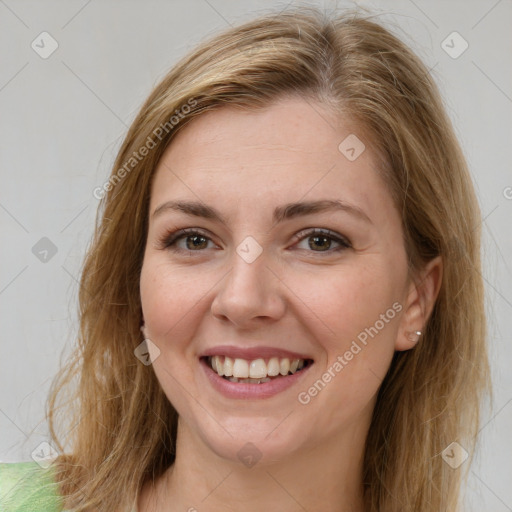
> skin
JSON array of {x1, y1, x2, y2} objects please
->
[{"x1": 138, "y1": 95, "x2": 442, "y2": 511}]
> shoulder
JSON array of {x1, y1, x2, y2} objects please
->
[{"x1": 0, "y1": 461, "x2": 63, "y2": 512}]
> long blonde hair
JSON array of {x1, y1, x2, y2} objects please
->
[{"x1": 47, "y1": 6, "x2": 490, "y2": 511}]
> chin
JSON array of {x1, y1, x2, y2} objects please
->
[{"x1": 178, "y1": 408, "x2": 312, "y2": 468}]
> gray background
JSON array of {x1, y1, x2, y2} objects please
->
[{"x1": 1, "y1": 0, "x2": 511, "y2": 510}]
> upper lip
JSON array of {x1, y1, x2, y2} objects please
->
[{"x1": 200, "y1": 345, "x2": 313, "y2": 361}]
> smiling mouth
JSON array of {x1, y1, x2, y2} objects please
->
[{"x1": 203, "y1": 355, "x2": 313, "y2": 384}]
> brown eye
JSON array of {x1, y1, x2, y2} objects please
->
[
  {"x1": 308, "y1": 235, "x2": 333, "y2": 251},
  {"x1": 185, "y1": 234, "x2": 209, "y2": 250},
  {"x1": 294, "y1": 228, "x2": 351, "y2": 254},
  {"x1": 158, "y1": 228, "x2": 216, "y2": 252}
]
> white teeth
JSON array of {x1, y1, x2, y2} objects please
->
[
  {"x1": 223, "y1": 356, "x2": 234, "y2": 377},
  {"x1": 233, "y1": 358, "x2": 249, "y2": 378},
  {"x1": 267, "y1": 357, "x2": 280, "y2": 376},
  {"x1": 249, "y1": 359, "x2": 267, "y2": 379},
  {"x1": 208, "y1": 355, "x2": 309, "y2": 381},
  {"x1": 214, "y1": 355, "x2": 224, "y2": 376},
  {"x1": 241, "y1": 377, "x2": 272, "y2": 384},
  {"x1": 279, "y1": 358, "x2": 290, "y2": 376}
]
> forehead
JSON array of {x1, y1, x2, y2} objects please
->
[{"x1": 149, "y1": 96, "x2": 394, "y2": 224}]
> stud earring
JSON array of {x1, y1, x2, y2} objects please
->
[{"x1": 408, "y1": 330, "x2": 422, "y2": 343}]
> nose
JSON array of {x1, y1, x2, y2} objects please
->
[{"x1": 210, "y1": 249, "x2": 286, "y2": 328}]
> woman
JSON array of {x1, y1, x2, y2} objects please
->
[{"x1": 0, "y1": 6, "x2": 490, "y2": 512}]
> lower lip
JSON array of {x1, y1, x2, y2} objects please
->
[{"x1": 200, "y1": 358, "x2": 313, "y2": 400}]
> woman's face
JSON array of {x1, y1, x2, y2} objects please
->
[{"x1": 140, "y1": 96, "x2": 412, "y2": 464}]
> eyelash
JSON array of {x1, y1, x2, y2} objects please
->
[{"x1": 157, "y1": 228, "x2": 352, "y2": 255}]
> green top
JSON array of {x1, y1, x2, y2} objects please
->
[
  {"x1": 0, "y1": 461, "x2": 63, "y2": 512},
  {"x1": 0, "y1": 462, "x2": 137, "y2": 511}
]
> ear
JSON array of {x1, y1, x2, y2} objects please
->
[
  {"x1": 395, "y1": 256, "x2": 443, "y2": 351},
  {"x1": 140, "y1": 320, "x2": 148, "y2": 339}
]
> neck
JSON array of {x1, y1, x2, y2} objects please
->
[{"x1": 139, "y1": 418, "x2": 368, "y2": 512}]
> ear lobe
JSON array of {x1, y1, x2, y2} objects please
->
[{"x1": 395, "y1": 256, "x2": 443, "y2": 351}]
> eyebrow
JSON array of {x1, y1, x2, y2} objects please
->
[{"x1": 152, "y1": 199, "x2": 372, "y2": 225}]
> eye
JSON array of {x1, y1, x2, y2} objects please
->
[
  {"x1": 158, "y1": 228, "x2": 217, "y2": 252},
  {"x1": 157, "y1": 227, "x2": 351, "y2": 255},
  {"x1": 293, "y1": 228, "x2": 351, "y2": 253}
]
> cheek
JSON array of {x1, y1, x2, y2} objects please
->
[
  {"x1": 293, "y1": 260, "x2": 402, "y2": 346},
  {"x1": 289, "y1": 258, "x2": 404, "y2": 409},
  {"x1": 292, "y1": 286, "x2": 400, "y2": 433},
  {"x1": 139, "y1": 257, "x2": 212, "y2": 346}
]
